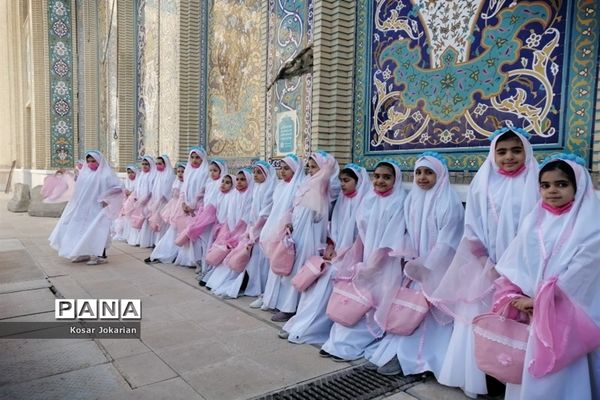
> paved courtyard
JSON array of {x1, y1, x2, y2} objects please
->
[{"x1": 0, "y1": 193, "x2": 471, "y2": 400}]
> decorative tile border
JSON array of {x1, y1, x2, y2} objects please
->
[
  {"x1": 48, "y1": 0, "x2": 75, "y2": 167},
  {"x1": 352, "y1": 0, "x2": 600, "y2": 170},
  {"x1": 135, "y1": 0, "x2": 146, "y2": 158}
]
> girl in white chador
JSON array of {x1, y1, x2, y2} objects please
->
[
  {"x1": 174, "y1": 147, "x2": 210, "y2": 267},
  {"x1": 493, "y1": 155, "x2": 600, "y2": 400},
  {"x1": 189, "y1": 159, "x2": 228, "y2": 275},
  {"x1": 282, "y1": 163, "x2": 370, "y2": 345},
  {"x1": 321, "y1": 160, "x2": 407, "y2": 361},
  {"x1": 112, "y1": 164, "x2": 138, "y2": 241},
  {"x1": 147, "y1": 155, "x2": 175, "y2": 241},
  {"x1": 127, "y1": 155, "x2": 157, "y2": 247},
  {"x1": 49, "y1": 150, "x2": 123, "y2": 265},
  {"x1": 146, "y1": 162, "x2": 185, "y2": 264},
  {"x1": 431, "y1": 128, "x2": 539, "y2": 398},
  {"x1": 210, "y1": 161, "x2": 277, "y2": 298},
  {"x1": 366, "y1": 152, "x2": 464, "y2": 377},
  {"x1": 263, "y1": 152, "x2": 337, "y2": 323},
  {"x1": 205, "y1": 169, "x2": 254, "y2": 293},
  {"x1": 259, "y1": 154, "x2": 305, "y2": 311}
]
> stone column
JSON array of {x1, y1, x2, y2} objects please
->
[{"x1": 311, "y1": 0, "x2": 356, "y2": 165}]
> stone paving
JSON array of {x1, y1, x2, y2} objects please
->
[{"x1": 0, "y1": 193, "x2": 472, "y2": 400}]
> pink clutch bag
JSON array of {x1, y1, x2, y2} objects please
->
[
  {"x1": 129, "y1": 207, "x2": 146, "y2": 229},
  {"x1": 472, "y1": 312, "x2": 529, "y2": 384},
  {"x1": 291, "y1": 255, "x2": 330, "y2": 292},
  {"x1": 224, "y1": 238, "x2": 253, "y2": 273},
  {"x1": 383, "y1": 280, "x2": 429, "y2": 336},
  {"x1": 326, "y1": 279, "x2": 371, "y2": 327}
]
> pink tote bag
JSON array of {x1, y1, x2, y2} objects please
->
[
  {"x1": 291, "y1": 255, "x2": 330, "y2": 292},
  {"x1": 384, "y1": 280, "x2": 429, "y2": 336},
  {"x1": 472, "y1": 312, "x2": 529, "y2": 384},
  {"x1": 269, "y1": 228, "x2": 295, "y2": 276},
  {"x1": 326, "y1": 279, "x2": 372, "y2": 327}
]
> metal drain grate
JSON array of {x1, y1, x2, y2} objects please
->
[{"x1": 254, "y1": 366, "x2": 423, "y2": 400}]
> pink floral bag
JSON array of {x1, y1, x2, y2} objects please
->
[
  {"x1": 472, "y1": 307, "x2": 530, "y2": 384},
  {"x1": 383, "y1": 279, "x2": 429, "y2": 336},
  {"x1": 129, "y1": 206, "x2": 146, "y2": 229},
  {"x1": 326, "y1": 279, "x2": 372, "y2": 327},
  {"x1": 205, "y1": 225, "x2": 232, "y2": 267},
  {"x1": 269, "y1": 227, "x2": 295, "y2": 276},
  {"x1": 291, "y1": 255, "x2": 330, "y2": 292}
]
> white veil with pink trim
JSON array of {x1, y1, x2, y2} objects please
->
[{"x1": 429, "y1": 131, "x2": 539, "y2": 319}]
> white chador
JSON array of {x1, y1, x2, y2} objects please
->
[
  {"x1": 321, "y1": 160, "x2": 407, "y2": 360},
  {"x1": 112, "y1": 164, "x2": 138, "y2": 241},
  {"x1": 195, "y1": 159, "x2": 229, "y2": 275},
  {"x1": 149, "y1": 175, "x2": 183, "y2": 263},
  {"x1": 174, "y1": 147, "x2": 209, "y2": 267},
  {"x1": 368, "y1": 155, "x2": 464, "y2": 378},
  {"x1": 260, "y1": 154, "x2": 305, "y2": 311},
  {"x1": 127, "y1": 155, "x2": 157, "y2": 247},
  {"x1": 431, "y1": 130, "x2": 539, "y2": 397},
  {"x1": 261, "y1": 152, "x2": 338, "y2": 314},
  {"x1": 148, "y1": 155, "x2": 175, "y2": 241},
  {"x1": 283, "y1": 163, "x2": 369, "y2": 345},
  {"x1": 495, "y1": 157, "x2": 600, "y2": 400},
  {"x1": 206, "y1": 169, "x2": 254, "y2": 293},
  {"x1": 201, "y1": 173, "x2": 235, "y2": 284},
  {"x1": 49, "y1": 150, "x2": 123, "y2": 259},
  {"x1": 210, "y1": 161, "x2": 276, "y2": 298}
]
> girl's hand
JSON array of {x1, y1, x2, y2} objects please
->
[
  {"x1": 100, "y1": 201, "x2": 108, "y2": 208},
  {"x1": 511, "y1": 296, "x2": 534, "y2": 315},
  {"x1": 285, "y1": 223, "x2": 293, "y2": 234}
]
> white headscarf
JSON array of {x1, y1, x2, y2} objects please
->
[
  {"x1": 150, "y1": 155, "x2": 175, "y2": 204},
  {"x1": 134, "y1": 155, "x2": 157, "y2": 202},
  {"x1": 124, "y1": 164, "x2": 138, "y2": 192},
  {"x1": 259, "y1": 153, "x2": 305, "y2": 245},
  {"x1": 467, "y1": 129, "x2": 539, "y2": 262},
  {"x1": 430, "y1": 129, "x2": 539, "y2": 319},
  {"x1": 180, "y1": 147, "x2": 209, "y2": 209},
  {"x1": 60, "y1": 150, "x2": 122, "y2": 221},
  {"x1": 294, "y1": 151, "x2": 338, "y2": 221},
  {"x1": 403, "y1": 154, "x2": 464, "y2": 258},
  {"x1": 250, "y1": 160, "x2": 277, "y2": 223},
  {"x1": 357, "y1": 160, "x2": 407, "y2": 257},
  {"x1": 330, "y1": 163, "x2": 370, "y2": 252},
  {"x1": 496, "y1": 156, "x2": 600, "y2": 320},
  {"x1": 224, "y1": 169, "x2": 254, "y2": 230},
  {"x1": 204, "y1": 159, "x2": 229, "y2": 207},
  {"x1": 216, "y1": 174, "x2": 235, "y2": 224}
]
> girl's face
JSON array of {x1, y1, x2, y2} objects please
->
[
  {"x1": 339, "y1": 173, "x2": 357, "y2": 195},
  {"x1": 253, "y1": 167, "x2": 266, "y2": 183},
  {"x1": 127, "y1": 168, "x2": 136, "y2": 180},
  {"x1": 190, "y1": 152, "x2": 202, "y2": 168},
  {"x1": 86, "y1": 156, "x2": 98, "y2": 171},
  {"x1": 415, "y1": 167, "x2": 437, "y2": 190},
  {"x1": 209, "y1": 163, "x2": 221, "y2": 180},
  {"x1": 279, "y1": 161, "x2": 294, "y2": 182},
  {"x1": 176, "y1": 167, "x2": 185, "y2": 181},
  {"x1": 220, "y1": 176, "x2": 233, "y2": 193},
  {"x1": 141, "y1": 159, "x2": 151, "y2": 173},
  {"x1": 156, "y1": 158, "x2": 165, "y2": 172},
  {"x1": 307, "y1": 158, "x2": 320, "y2": 177},
  {"x1": 373, "y1": 165, "x2": 395, "y2": 193},
  {"x1": 540, "y1": 169, "x2": 575, "y2": 208},
  {"x1": 495, "y1": 137, "x2": 525, "y2": 172},
  {"x1": 236, "y1": 172, "x2": 248, "y2": 191}
]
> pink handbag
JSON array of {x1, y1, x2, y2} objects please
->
[
  {"x1": 174, "y1": 228, "x2": 190, "y2": 246},
  {"x1": 269, "y1": 228, "x2": 295, "y2": 276},
  {"x1": 384, "y1": 279, "x2": 429, "y2": 336},
  {"x1": 326, "y1": 279, "x2": 372, "y2": 327},
  {"x1": 205, "y1": 225, "x2": 232, "y2": 266},
  {"x1": 224, "y1": 238, "x2": 253, "y2": 273},
  {"x1": 129, "y1": 207, "x2": 146, "y2": 229},
  {"x1": 472, "y1": 311, "x2": 530, "y2": 384},
  {"x1": 291, "y1": 255, "x2": 330, "y2": 292}
]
